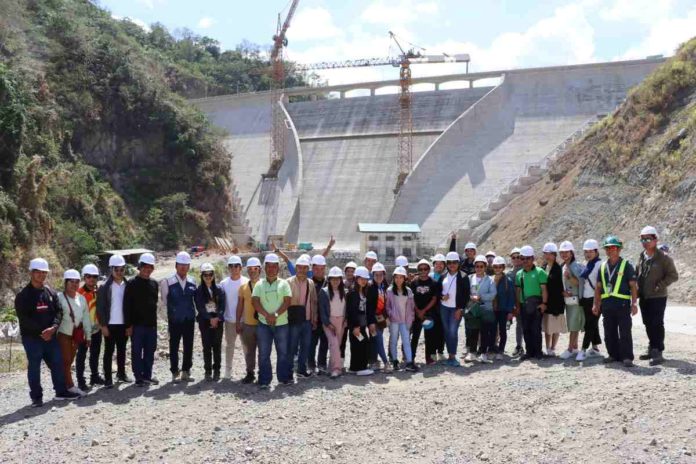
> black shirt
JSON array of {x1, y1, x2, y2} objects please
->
[
  {"x1": 123, "y1": 276, "x2": 159, "y2": 327},
  {"x1": 410, "y1": 277, "x2": 437, "y2": 310},
  {"x1": 15, "y1": 284, "x2": 62, "y2": 338},
  {"x1": 543, "y1": 262, "x2": 566, "y2": 315}
]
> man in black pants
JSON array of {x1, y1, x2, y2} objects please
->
[
  {"x1": 410, "y1": 259, "x2": 439, "y2": 365},
  {"x1": 515, "y1": 246, "x2": 548, "y2": 360},
  {"x1": 97, "y1": 254, "x2": 132, "y2": 388}
]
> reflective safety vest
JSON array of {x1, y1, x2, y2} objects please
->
[{"x1": 600, "y1": 259, "x2": 631, "y2": 300}]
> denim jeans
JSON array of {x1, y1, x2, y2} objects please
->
[
  {"x1": 76, "y1": 331, "x2": 102, "y2": 383},
  {"x1": 131, "y1": 326, "x2": 157, "y2": 381},
  {"x1": 257, "y1": 323, "x2": 290, "y2": 386},
  {"x1": 22, "y1": 335, "x2": 67, "y2": 401},
  {"x1": 389, "y1": 322, "x2": 413, "y2": 363},
  {"x1": 372, "y1": 327, "x2": 389, "y2": 363},
  {"x1": 169, "y1": 320, "x2": 195, "y2": 374},
  {"x1": 440, "y1": 304, "x2": 461, "y2": 356},
  {"x1": 288, "y1": 320, "x2": 313, "y2": 375}
]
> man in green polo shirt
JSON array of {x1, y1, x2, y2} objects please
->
[
  {"x1": 252, "y1": 253, "x2": 292, "y2": 388},
  {"x1": 515, "y1": 245, "x2": 548, "y2": 360}
]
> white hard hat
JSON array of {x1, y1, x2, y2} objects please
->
[
  {"x1": 510, "y1": 247, "x2": 521, "y2": 256},
  {"x1": 200, "y1": 263, "x2": 215, "y2": 273},
  {"x1": 354, "y1": 266, "x2": 370, "y2": 280},
  {"x1": 176, "y1": 251, "x2": 192, "y2": 265},
  {"x1": 63, "y1": 269, "x2": 81, "y2": 280},
  {"x1": 29, "y1": 258, "x2": 49, "y2": 272},
  {"x1": 364, "y1": 251, "x2": 378, "y2": 260},
  {"x1": 227, "y1": 255, "x2": 242, "y2": 266},
  {"x1": 485, "y1": 250, "x2": 496, "y2": 258},
  {"x1": 520, "y1": 246, "x2": 535, "y2": 257},
  {"x1": 393, "y1": 266, "x2": 408, "y2": 277},
  {"x1": 492, "y1": 256, "x2": 506, "y2": 266},
  {"x1": 417, "y1": 259, "x2": 431, "y2": 269},
  {"x1": 372, "y1": 262, "x2": 386, "y2": 273},
  {"x1": 559, "y1": 241, "x2": 575, "y2": 252},
  {"x1": 139, "y1": 253, "x2": 156, "y2": 266},
  {"x1": 246, "y1": 257, "x2": 262, "y2": 267},
  {"x1": 296, "y1": 255, "x2": 311, "y2": 267},
  {"x1": 445, "y1": 251, "x2": 460, "y2": 262},
  {"x1": 299, "y1": 253, "x2": 311, "y2": 262},
  {"x1": 464, "y1": 242, "x2": 477, "y2": 251},
  {"x1": 264, "y1": 253, "x2": 280, "y2": 265},
  {"x1": 640, "y1": 226, "x2": 658, "y2": 237},
  {"x1": 395, "y1": 255, "x2": 408, "y2": 267},
  {"x1": 108, "y1": 255, "x2": 126, "y2": 267},
  {"x1": 311, "y1": 255, "x2": 326, "y2": 266},
  {"x1": 542, "y1": 242, "x2": 558, "y2": 253},
  {"x1": 328, "y1": 266, "x2": 343, "y2": 278},
  {"x1": 432, "y1": 254, "x2": 446, "y2": 263},
  {"x1": 474, "y1": 254, "x2": 488, "y2": 265},
  {"x1": 344, "y1": 261, "x2": 357, "y2": 270},
  {"x1": 81, "y1": 264, "x2": 99, "y2": 276},
  {"x1": 582, "y1": 239, "x2": 599, "y2": 251}
]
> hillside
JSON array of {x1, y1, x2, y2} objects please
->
[{"x1": 476, "y1": 37, "x2": 696, "y2": 303}]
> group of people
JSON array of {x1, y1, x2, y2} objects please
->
[{"x1": 15, "y1": 225, "x2": 678, "y2": 407}]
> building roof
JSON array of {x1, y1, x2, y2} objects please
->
[
  {"x1": 100, "y1": 248, "x2": 154, "y2": 256},
  {"x1": 357, "y1": 223, "x2": 421, "y2": 233}
]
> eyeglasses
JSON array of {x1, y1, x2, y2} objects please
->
[
  {"x1": 202, "y1": 272, "x2": 214, "y2": 278},
  {"x1": 510, "y1": 255, "x2": 520, "y2": 260},
  {"x1": 640, "y1": 237, "x2": 654, "y2": 243}
]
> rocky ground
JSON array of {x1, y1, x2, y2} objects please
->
[{"x1": 1, "y1": 311, "x2": 695, "y2": 464}]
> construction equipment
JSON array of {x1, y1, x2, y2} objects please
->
[{"x1": 296, "y1": 32, "x2": 469, "y2": 193}]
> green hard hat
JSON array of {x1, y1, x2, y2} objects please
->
[{"x1": 602, "y1": 236, "x2": 623, "y2": 248}]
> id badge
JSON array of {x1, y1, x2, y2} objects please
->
[
  {"x1": 206, "y1": 302, "x2": 217, "y2": 313},
  {"x1": 606, "y1": 285, "x2": 613, "y2": 294}
]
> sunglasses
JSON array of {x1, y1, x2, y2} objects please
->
[
  {"x1": 640, "y1": 237, "x2": 654, "y2": 243},
  {"x1": 521, "y1": 257, "x2": 534, "y2": 261},
  {"x1": 228, "y1": 264, "x2": 242, "y2": 268},
  {"x1": 511, "y1": 255, "x2": 520, "y2": 259},
  {"x1": 202, "y1": 272, "x2": 214, "y2": 278},
  {"x1": 446, "y1": 260, "x2": 459, "y2": 264},
  {"x1": 417, "y1": 267, "x2": 430, "y2": 272},
  {"x1": 85, "y1": 274, "x2": 98, "y2": 279},
  {"x1": 66, "y1": 279, "x2": 80, "y2": 284}
]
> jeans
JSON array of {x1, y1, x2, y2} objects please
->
[
  {"x1": 288, "y1": 320, "x2": 313, "y2": 375},
  {"x1": 22, "y1": 335, "x2": 67, "y2": 401},
  {"x1": 257, "y1": 323, "x2": 290, "y2": 386},
  {"x1": 199, "y1": 320, "x2": 224, "y2": 374},
  {"x1": 495, "y1": 311, "x2": 509, "y2": 353},
  {"x1": 372, "y1": 327, "x2": 389, "y2": 363},
  {"x1": 521, "y1": 297, "x2": 543, "y2": 358},
  {"x1": 602, "y1": 303, "x2": 634, "y2": 361},
  {"x1": 169, "y1": 320, "x2": 195, "y2": 374},
  {"x1": 76, "y1": 331, "x2": 102, "y2": 384},
  {"x1": 389, "y1": 322, "x2": 413, "y2": 363},
  {"x1": 581, "y1": 297, "x2": 602, "y2": 349},
  {"x1": 132, "y1": 325, "x2": 157, "y2": 381},
  {"x1": 640, "y1": 297, "x2": 667, "y2": 352},
  {"x1": 440, "y1": 304, "x2": 461, "y2": 356},
  {"x1": 103, "y1": 324, "x2": 128, "y2": 383},
  {"x1": 308, "y1": 326, "x2": 328, "y2": 371}
]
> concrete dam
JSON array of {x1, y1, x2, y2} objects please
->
[{"x1": 191, "y1": 58, "x2": 664, "y2": 250}]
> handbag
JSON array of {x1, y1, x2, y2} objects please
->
[
  {"x1": 65, "y1": 295, "x2": 86, "y2": 345},
  {"x1": 288, "y1": 280, "x2": 309, "y2": 325},
  {"x1": 564, "y1": 296, "x2": 579, "y2": 306}
]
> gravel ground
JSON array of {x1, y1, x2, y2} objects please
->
[{"x1": 1, "y1": 315, "x2": 695, "y2": 464}]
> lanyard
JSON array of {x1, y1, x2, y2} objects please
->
[
  {"x1": 606, "y1": 260, "x2": 621, "y2": 285},
  {"x1": 444, "y1": 273, "x2": 457, "y2": 295}
]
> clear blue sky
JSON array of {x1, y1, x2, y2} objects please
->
[{"x1": 98, "y1": 0, "x2": 696, "y2": 85}]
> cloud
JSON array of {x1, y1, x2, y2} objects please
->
[
  {"x1": 111, "y1": 14, "x2": 151, "y2": 33},
  {"x1": 615, "y1": 6, "x2": 696, "y2": 60},
  {"x1": 361, "y1": 0, "x2": 439, "y2": 26},
  {"x1": 135, "y1": 0, "x2": 166, "y2": 10},
  {"x1": 290, "y1": 7, "x2": 343, "y2": 42},
  {"x1": 197, "y1": 17, "x2": 215, "y2": 29}
]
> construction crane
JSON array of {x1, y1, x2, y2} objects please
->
[
  {"x1": 296, "y1": 32, "x2": 470, "y2": 193},
  {"x1": 265, "y1": 0, "x2": 300, "y2": 179}
]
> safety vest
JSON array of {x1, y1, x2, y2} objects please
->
[{"x1": 600, "y1": 259, "x2": 631, "y2": 300}]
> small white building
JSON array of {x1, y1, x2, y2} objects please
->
[{"x1": 357, "y1": 223, "x2": 421, "y2": 264}]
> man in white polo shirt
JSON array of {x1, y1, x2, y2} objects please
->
[{"x1": 220, "y1": 255, "x2": 248, "y2": 379}]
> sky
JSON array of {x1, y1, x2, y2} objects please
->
[{"x1": 98, "y1": 0, "x2": 696, "y2": 88}]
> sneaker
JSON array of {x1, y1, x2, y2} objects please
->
[
  {"x1": 135, "y1": 380, "x2": 147, "y2": 387},
  {"x1": 172, "y1": 371, "x2": 181, "y2": 383},
  {"x1": 588, "y1": 347, "x2": 602, "y2": 357},
  {"x1": 576, "y1": 351, "x2": 587, "y2": 361},
  {"x1": 437, "y1": 353, "x2": 447, "y2": 362},
  {"x1": 330, "y1": 371, "x2": 341, "y2": 379},
  {"x1": 405, "y1": 362, "x2": 419, "y2": 372},
  {"x1": 258, "y1": 384, "x2": 270, "y2": 390},
  {"x1": 638, "y1": 350, "x2": 653, "y2": 361},
  {"x1": 392, "y1": 360, "x2": 401, "y2": 372},
  {"x1": 68, "y1": 386, "x2": 87, "y2": 396},
  {"x1": 280, "y1": 379, "x2": 294, "y2": 385},
  {"x1": 649, "y1": 350, "x2": 664, "y2": 366},
  {"x1": 55, "y1": 391, "x2": 81, "y2": 401},
  {"x1": 90, "y1": 375, "x2": 106, "y2": 386},
  {"x1": 495, "y1": 353, "x2": 504, "y2": 361},
  {"x1": 447, "y1": 358, "x2": 461, "y2": 367},
  {"x1": 559, "y1": 350, "x2": 573, "y2": 360},
  {"x1": 425, "y1": 357, "x2": 436, "y2": 365},
  {"x1": 479, "y1": 354, "x2": 493, "y2": 364},
  {"x1": 382, "y1": 362, "x2": 393, "y2": 373},
  {"x1": 356, "y1": 369, "x2": 374, "y2": 376},
  {"x1": 622, "y1": 359, "x2": 634, "y2": 368},
  {"x1": 181, "y1": 371, "x2": 191, "y2": 382},
  {"x1": 603, "y1": 357, "x2": 617, "y2": 364},
  {"x1": 77, "y1": 381, "x2": 89, "y2": 392},
  {"x1": 297, "y1": 371, "x2": 312, "y2": 378},
  {"x1": 103, "y1": 381, "x2": 114, "y2": 389},
  {"x1": 546, "y1": 349, "x2": 556, "y2": 357},
  {"x1": 145, "y1": 377, "x2": 159, "y2": 385},
  {"x1": 241, "y1": 373, "x2": 255, "y2": 384},
  {"x1": 512, "y1": 346, "x2": 523, "y2": 357},
  {"x1": 31, "y1": 398, "x2": 44, "y2": 408},
  {"x1": 117, "y1": 375, "x2": 133, "y2": 383},
  {"x1": 464, "y1": 353, "x2": 476, "y2": 363}
]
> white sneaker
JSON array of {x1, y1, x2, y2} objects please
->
[
  {"x1": 437, "y1": 353, "x2": 446, "y2": 362},
  {"x1": 479, "y1": 354, "x2": 492, "y2": 364},
  {"x1": 495, "y1": 353, "x2": 504, "y2": 361},
  {"x1": 559, "y1": 350, "x2": 573, "y2": 360},
  {"x1": 356, "y1": 369, "x2": 374, "y2": 376},
  {"x1": 576, "y1": 351, "x2": 587, "y2": 361},
  {"x1": 464, "y1": 353, "x2": 476, "y2": 363},
  {"x1": 546, "y1": 349, "x2": 556, "y2": 357},
  {"x1": 588, "y1": 348, "x2": 601, "y2": 357},
  {"x1": 68, "y1": 386, "x2": 86, "y2": 396}
]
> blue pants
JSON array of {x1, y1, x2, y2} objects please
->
[
  {"x1": 602, "y1": 303, "x2": 634, "y2": 361},
  {"x1": 132, "y1": 326, "x2": 157, "y2": 381},
  {"x1": 495, "y1": 311, "x2": 509, "y2": 353},
  {"x1": 440, "y1": 304, "x2": 462, "y2": 356},
  {"x1": 257, "y1": 323, "x2": 290, "y2": 386},
  {"x1": 288, "y1": 320, "x2": 312, "y2": 376},
  {"x1": 389, "y1": 323, "x2": 413, "y2": 363},
  {"x1": 76, "y1": 331, "x2": 102, "y2": 383},
  {"x1": 169, "y1": 320, "x2": 195, "y2": 374},
  {"x1": 22, "y1": 335, "x2": 67, "y2": 401},
  {"x1": 372, "y1": 327, "x2": 389, "y2": 363}
]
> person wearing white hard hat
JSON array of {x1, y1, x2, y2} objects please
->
[
  {"x1": 508, "y1": 248, "x2": 525, "y2": 357},
  {"x1": 386, "y1": 267, "x2": 418, "y2": 372},
  {"x1": 558, "y1": 241, "x2": 586, "y2": 361},
  {"x1": 194, "y1": 263, "x2": 225, "y2": 381},
  {"x1": 395, "y1": 255, "x2": 409, "y2": 268},
  {"x1": 309, "y1": 254, "x2": 329, "y2": 374},
  {"x1": 318, "y1": 267, "x2": 348, "y2": 378},
  {"x1": 577, "y1": 239, "x2": 603, "y2": 361},
  {"x1": 161, "y1": 251, "x2": 198, "y2": 383},
  {"x1": 484, "y1": 251, "x2": 496, "y2": 276},
  {"x1": 449, "y1": 232, "x2": 477, "y2": 275},
  {"x1": 428, "y1": 254, "x2": 448, "y2": 361},
  {"x1": 237, "y1": 257, "x2": 262, "y2": 384},
  {"x1": 367, "y1": 262, "x2": 390, "y2": 371},
  {"x1": 363, "y1": 250, "x2": 378, "y2": 274},
  {"x1": 16, "y1": 258, "x2": 81, "y2": 406},
  {"x1": 219, "y1": 255, "x2": 248, "y2": 380},
  {"x1": 253, "y1": 253, "x2": 293, "y2": 388},
  {"x1": 541, "y1": 243, "x2": 567, "y2": 357},
  {"x1": 492, "y1": 256, "x2": 515, "y2": 360},
  {"x1": 636, "y1": 226, "x2": 678, "y2": 365},
  {"x1": 430, "y1": 254, "x2": 446, "y2": 281},
  {"x1": 467, "y1": 256, "x2": 497, "y2": 364},
  {"x1": 515, "y1": 246, "x2": 548, "y2": 360},
  {"x1": 410, "y1": 259, "x2": 440, "y2": 365},
  {"x1": 340, "y1": 261, "x2": 358, "y2": 360},
  {"x1": 124, "y1": 253, "x2": 160, "y2": 387},
  {"x1": 75, "y1": 263, "x2": 104, "y2": 390},
  {"x1": 437, "y1": 251, "x2": 471, "y2": 367},
  {"x1": 97, "y1": 254, "x2": 130, "y2": 388},
  {"x1": 287, "y1": 255, "x2": 319, "y2": 379},
  {"x1": 346, "y1": 266, "x2": 375, "y2": 375}
]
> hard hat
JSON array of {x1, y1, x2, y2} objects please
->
[
  {"x1": 311, "y1": 255, "x2": 326, "y2": 266},
  {"x1": 227, "y1": 255, "x2": 242, "y2": 266},
  {"x1": 175, "y1": 251, "x2": 192, "y2": 265},
  {"x1": 139, "y1": 253, "x2": 156, "y2": 266},
  {"x1": 395, "y1": 256, "x2": 408, "y2": 267},
  {"x1": 492, "y1": 256, "x2": 506, "y2": 266},
  {"x1": 464, "y1": 242, "x2": 477, "y2": 251},
  {"x1": 542, "y1": 242, "x2": 558, "y2": 253},
  {"x1": 344, "y1": 261, "x2": 357, "y2": 270},
  {"x1": 583, "y1": 239, "x2": 599, "y2": 251},
  {"x1": 445, "y1": 251, "x2": 460, "y2": 262},
  {"x1": 264, "y1": 253, "x2": 280, "y2": 264},
  {"x1": 328, "y1": 266, "x2": 344, "y2": 278},
  {"x1": 246, "y1": 257, "x2": 262, "y2": 267},
  {"x1": 81, "y1": 264, "x2": 99, "y2": 277},
  {"x1": 393, "y1": 266, "x2": 408, "y2": 277},
  {"x1": 364, "y1": 251, "x2": 378, "y2": 260},
  {"x1": 422, "y1": 319, "x2": 435, "y2": 330},
  {"x1": 299, "y1": 253, "x2": 311, "y2": 262},
  {"x1": 520, "y1": 246, "x2": 535, "y2": 257},
  {"x1": 640, "y1": 226, "x2": 658, "y2": 238},
  {"x1": 108, "y1": 255, "x2": 126, "y2": 267},
  {"x1": 29, "y1": 258, "x2": 50, "y2": 272},
  {"x1": 474, "y1": 255, "x2": 488, "y2": 265},
  {"x1": 485, "y1": 250, "x2": 496, "y2": 258},
  {"x1": 432, "y1": 254, "x2": 446, "y2": 263},
  {"x1": 354, "y1": 266, "x2": 370, "y2": 280},
  {"x1": 200, "y1": 263, "x2": 215, "y2": 273},
  {"x1": 417, "y1": 259, "x2": 431, "y2": 269},
  {"x1": 372, "y1": 262, "x2": 386, "y2": 273},
  {"x1": 602, "y1": 236, "x2": 623, "y2": 248},
  {"x1": 295, "y1": 255, "x2": 311, "y2": 267},
  {"x1": 63, "y1": 269, "x2": 81, "y2": 280},
  {"x1": 558, "y1": 241, "x2": 575, "y2": 252},
  {"x1": 510, "y1": 247, "x2": 521, "y2": 256}
]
